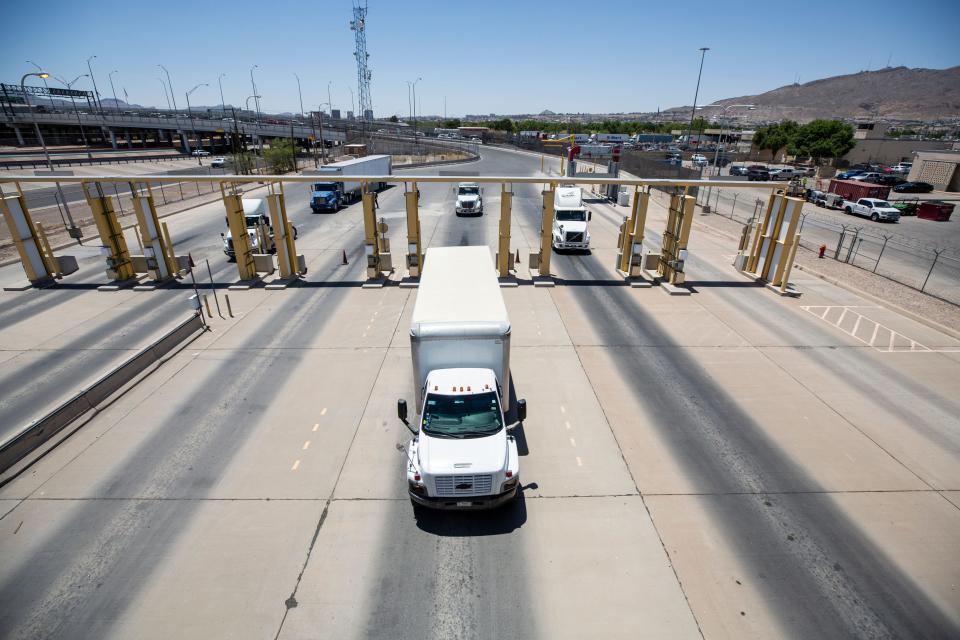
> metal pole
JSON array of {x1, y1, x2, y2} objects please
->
[
  {"x1": 108, "y1": 70, "x2": 119, "y2": 112},
  {"x1": 873, "y1": 236, "x2": 890, "y2": 273},
  {"x1": 921, "y1": 250, "x2": 941, "y2": 292},
  {"x1": 685, "y1": 47, "x2": 709, "y2": 154},
  {"x1": 218, "y1": 73, "x2": 227, "y2": 117},
  {"x1": 157, "y1": 78, "x2": 171, "y2": 110},
  {"x1": 159, "y1": 65, "x2": 178, "y2": 110},
  {"x1": 86, "y1": 55, "x2": 103, "y2": 114},
  {"x1": 205, "y1": 259, "x2": 224, "y2": 319}
]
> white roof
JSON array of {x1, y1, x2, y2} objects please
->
[
  {"x1": 555, "y1": 186, "x2": 584, "y2": 209},
  {"x1": 412, "y1": 246, "x2": 509, "y2": 335},
  {"x1": 328, "y1": 154, "x2": 390, "y2": 167}
]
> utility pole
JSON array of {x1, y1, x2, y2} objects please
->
[
  {"x1": 218, "y1": 73, "x2": 227, "y2": 117},
  {"x1": 108, "y1": 70, "x2": 120, "y2": 112},
  {"x1": 685, "y1": 47, "x2": 709, "y2": 154},
  {"x1": 86, "y1": 55, "x2": 104, "y2": 114}
]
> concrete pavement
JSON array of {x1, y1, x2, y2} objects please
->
[{"x1": 0, "y1": 145, "x2": 958, "y2": 639}]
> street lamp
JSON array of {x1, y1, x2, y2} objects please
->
[
  {"x1": 157, "y1": 65, "x2": 178, "y2": 111},
  {"x1": 218, "y1": 73, "x2": 227, "y2": 117},
  {"x1": 185, "y1": 82, "x2": 209, "y2": 163},
  {"x1": 157, "y1": 78, "x2": 172, "y2": 110},
  {"x1": 327, "y1": 81, "x2": 333, "y2": 116},
  {"x1": 316, "y1": 102, "x2": 331, "y2": 164},
  {"x1": 53, "y1": 74, "x2": 93, "y2": 160},
  {"x1": 108, "y1": 70, "x2": 120, "y2": 113},
  {"x1": 27, "y1": 61, "x2": 56, "y2": 110},
  {"x1": 21, "y1": 71, "x2": 81, "y2": 238},
  {"x1": 702, "y1": 103, "x2": 755, "y2": 210},
  {"x1": 86, "y1": 55, "x2": 103, "y2": 115},
  {"x1": 685, "y1": 47, "x2": 709, "y2": 153},
  {"x1": 250, "y1": 65, "x2": 263, "y2": 155},
  {"x1": 406, "y1": 77, "x2": 422, "y2": 144}
]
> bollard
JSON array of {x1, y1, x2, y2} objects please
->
[
  {"x1": 819, "y1": 244, "x2": 826, "y2": 259},
  {"x1": 225, "y1": 294, "x2": 234, "y2": 318},
  {"x1": 202, "y1": 294, "x2": 212, "y2": 318},
  {"x1": 342, "y1": 249, "x2": 348, "y2": 265}
]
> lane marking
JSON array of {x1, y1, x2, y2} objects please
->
[
  {"x1": 799, "y1": 305, "x2": 950, "y2": 353},
  {"x1": 565, "y1": 421, "x2": 571, "y2": 430},
  {"x1": 302, "y1": 441, "x2": 311, "y2": 450},
  {"x1": 291, "y1": 460, "x2": 300, "y2": 471},
  {"x1": 320, "y1": 407, "x2": 327, "y2": 416},
  {"x1": 560, "y1": 405, "x2": 566, "y2": 414},
  {"x1": 569, "y1": 437, "x2": 576, "y2": 447},
  {"x1": 576, "y1": 456, "x2": 583, "y2": 467},
  {"x1": 312, "y1": 423, "x2": 319, "y2": 432}
]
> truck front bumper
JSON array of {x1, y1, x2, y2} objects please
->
[
  {"x1": 553, "y1": 241, "x2": 590, "y2": 250},
  {"x1": 409, "y1": 484, "x2": 518, "y2": 510},
  {"x1": 456, "y1": 207, "x2": 482, "y2": 215}
]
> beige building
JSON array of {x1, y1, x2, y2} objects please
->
[{"x1": 907, "y1": 150, "x2": 960, "y2": 192}]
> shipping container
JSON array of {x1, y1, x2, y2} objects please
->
[{"x1": 828, "y1": 179, "x2": 890, "y2": 202}]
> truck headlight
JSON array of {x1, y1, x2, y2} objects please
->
[{"x1": 502, "y1": 474, "x2": 519, "y2": 492}]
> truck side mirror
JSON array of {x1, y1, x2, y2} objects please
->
[
  {"x1": 517, "y1": 399, "x2": 527, "y2": 422},
  {"x1": 220, "y1": 232, "x2": 225, "y2": 238},
  {"x1": 397, "y1": 399, "x2": 408, "y2": 423},
  {"x1": 588, "y1": 211, "x2": 592, "y2": 221}
]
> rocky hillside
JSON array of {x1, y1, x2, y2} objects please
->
[{"x1": 672, "y1": 66, "x2": 960, "y2": 123}]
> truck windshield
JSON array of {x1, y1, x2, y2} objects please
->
[
  {"x1": 458, "y1": 187, "x2": 479, "y2": 195},
  {"x1": 872, "y1": 201, "x2": 891, "y2": 208},
  {"x1": 313, "y1": 182, "x2": 338, "y2": 191},
  {"x1": 422, "y1": 391, "x2": 502, "y2": 438},
  {"x1": 556, "y1": 210, "x2": 586, "y2": 222}
]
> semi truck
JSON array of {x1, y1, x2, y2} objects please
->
[
  {"x1": 551, "y1": 185, "x2": 592, "y2": 251},
  {"x1": 309, "y1": 154, "x2": 392, "y2": 212},
  {"x1": 221, "y1": 198, "x2": 298, "y2": 260},
  {"x1": 397, "y1": 246, "x2": 526, "y2": 510}
]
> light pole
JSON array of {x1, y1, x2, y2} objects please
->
[
  {"x1": 108, "y1": 70, "x2": 120, "y2": 112},
  {"x1": 702, "y1": 103, "x2": 755, "y2": 210},
  {"x1": 685, "y1": 47, "x2": 709, "y2": 153},
  {"x1": 327, "y1": 81, "x2": 333, "y2": 116},
  {"x1": 317, "y1": 102, "x2": 330, "y2": 164},
  {"x1": 158, "y1": 65, "x2": 178, "y2": 111},
  {"x1": 27, "y1": 61, "x2": 56, "y2": 110},
  {"x1": 250, "y1": 65, "x2": 263, "y2": 155},
  {"x1": 20, "y1": 70, "x2": 81, "y2": 237},
  {"x1": 157, "y1": 78, "x2": 172, "y2": 110},
  {"x1": 186, "y1": 83, "x2": 209, "y2": 163},
  {"x1": 406, "y1": 77, "x2": 421, "y2": 145},
  {"x1": 348, "y1": 86, "x2": 355, "y2": 118},
  {"x1": 218, "y1": 73, "x2": 227, "y2": 117},
  {"x1": 86, "y1": 55, "x2": 103, "y2": 114},
  {"x1": 54, "y1": 74, "x2": 93, "y2": 160}
]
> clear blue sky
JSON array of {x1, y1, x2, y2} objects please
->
[{"x1": 2, "y1": 0, "x2": 958, "y2": 118}]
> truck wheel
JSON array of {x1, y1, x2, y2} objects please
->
[
  {"x1": 844, "y1": 207, "x2": 852, "y2": 215},
  {"x1": 870, "y1": 212, "x2": 879, "y2": 221}
]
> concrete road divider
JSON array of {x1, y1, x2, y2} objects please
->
[{"x1": 0, "y1": 312, "x2": 206, "y2": 477}]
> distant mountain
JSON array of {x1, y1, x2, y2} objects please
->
[
  {"x1": 539, "y1": 109, "x2": 556, "y2": 116},
  {"x1": 668, "y1": 66, "x2": 960, "y2": 123}
]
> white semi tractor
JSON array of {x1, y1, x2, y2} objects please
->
[
  {"x1": 397, "y1": 246, "x2": 526, "y2": 510},
  {"x1": 309, "y1": 154, "x2": 392, "y2": 211},
  {"x1": 551, "y1": 185, "x2": 592, "y2": 251}
]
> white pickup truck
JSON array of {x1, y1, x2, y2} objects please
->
[{"x1": 843, "y1": 197, "x2": 901, "y2": 222}]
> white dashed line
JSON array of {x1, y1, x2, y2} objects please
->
[
  {"x1": 291, "y1": 460, "x2": 300, "y2": 471},
  {"x1": 302, "y1": 441, "x2": 311, "y2": 450},
  {"x1": 569, "y1": 438, "x2": 576, "y2": 447},
  {"x1": 576, "y1": 456, "x2": 583, "y2": 467}
]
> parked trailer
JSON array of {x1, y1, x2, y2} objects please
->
[
  {"x1": 310, "y1": 154, "x2": 392, "y2": 204},
  {"x1": 828, "y1": 179, "x2": 890, "y2": 202}
]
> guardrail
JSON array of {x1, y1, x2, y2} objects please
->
[{"x1": 0, "y1": 312, "x2": 206, "y2": 478}]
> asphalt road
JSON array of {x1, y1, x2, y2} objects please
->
[{"x1": 0, "y1": 145, "x2": 957, "y2": 639}]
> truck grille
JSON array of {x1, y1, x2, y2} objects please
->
[
  {"x1": 460, "y1": 201, "x2": 475, "y2": 209},
  {"x1": 565, "y1": 231, "x2": 584, "y2": 243},
  {"x1": 433, "y1": 474, "x2": 493, "y2": 497}
]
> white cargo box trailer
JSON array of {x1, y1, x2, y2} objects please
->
[
  {"x1": 312, "y1": 154, "x2": 392, "y2": 202},
  {"x1": 409, "y1": 246, "x2": 511, "y2": 410}
]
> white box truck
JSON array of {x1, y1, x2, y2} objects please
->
[
  {"x1": 309, "y1": 154, "x2": 391, "y2": 208},
  {"x1": 551, "y1": 185, "x2": 591, "y2": 251},
  {"x1": 397, "y1": 246, "x2": 526, "y2": 510}
]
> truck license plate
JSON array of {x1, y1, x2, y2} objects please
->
[{"x1": 457, "y1": 501, "x2": 472, "y2": 507}]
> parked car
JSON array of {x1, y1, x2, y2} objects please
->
[
  {"x1": 836, "y1": 170, "x2": 865, "y2": 180},
  {"x1": 728, "y1": 165, "x2": 749, "y2": 176},
  {"x1": 891, "y1": 162, "x2": 913, "y2": 174},
  {"x1": 691, "y1": 154, "x2": 709, "y2": 166},
  {"x1": 211, "y1": 157, "x2": 226, "y2": 168},
  {"x1": 747, "y1": 166, "x2": 770, "y2": 181},
  {"x1": 874, "y1": 175, "x2": 905, "y2": 187},
  {"x1": 769, "y1": 168, "x2": 799, "y2": 180},
  {"x1": 191, "y1": 149, "x2": 211, "y2": 157},
  {"x1": 849, "y1": 172, "x2": 884, "y2": 182},
  {"x1": 893, "y1": 181, "x2": 934, "y2": 193}
]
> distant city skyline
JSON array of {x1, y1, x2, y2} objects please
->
[{"x1": 2, "y1": 0, "x2": 958, "y2": 119}]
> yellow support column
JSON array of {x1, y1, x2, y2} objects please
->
[
  {"x1": 536, "y1": 185, "x2": 555, "y2": 278},
  {"x1": 84, "y1": 183, "x2": 135, "y2": 282},
  {"x1": 221, "y1": 186, "x2": 257, "y2": 281},
  {"x1": 0, "y1": 190, "x2": 55, "y2": 285},
  {"x1": 131, "y1": 183, "x2": 177, "y2": 282},
  {"x1": 618, "y1": 187, "x2": 648, "y2": 274},
  {"x1": 659, "y1": 193, "x2": 695, "y2": 286},
  {"x1": 362, "y1": 190, "x2": 380, "y2": 279},
  {"x1": 265, "y1": 186, "x2": 300, "y2": 279},
  {"x1": 497, "y1": 185, "x2": 513, "y2": 278},
  {"x1": 405, "y1": 182, "x2": 423, "y2": 278}
]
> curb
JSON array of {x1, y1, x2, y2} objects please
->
[{"x1": 0, "y1": 312, "x2": 206, "y2": 479}]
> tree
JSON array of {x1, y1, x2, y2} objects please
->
[
  {"x1": 228, "y1": 151, "x2": 255, "y2": 175},
  {"x1": 264, "y1": 139, "x2": 296, "y2": 173},
  {"x1": 753, "y1": 120, "x2": 799, "y2": 160},
  {"x1": 442, "y1": 118, "x2": 462, "y2": 129},
  {"x1": 790, "y1": 120, "x2": 855, "y2": 162},
  {"x1": 388, "y1": 115, "x2": 399, "y2": 123}
]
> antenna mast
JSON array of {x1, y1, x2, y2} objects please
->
[{"x1": 350, "y1": 2, "x2": 373, "y2": 120}]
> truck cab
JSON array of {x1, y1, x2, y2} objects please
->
[
  {"x1": 843, "y1": 198, "x2": 901, "y2": 222},
  {"x1": 221, "y1": 198, "x2": 298, "y2": 260},
  {"x1": 552, "y1": 186, "x2": 591, "y2": 251},
  {"x1": 310, "y1": 182, "x2": 343, "y2": 213},
  {"x1": 401, "y1": 368, "x2": 522, "y2": 510},
  {"x1": 455, "y1": 183, "x2": 483, "y2": 215}
]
